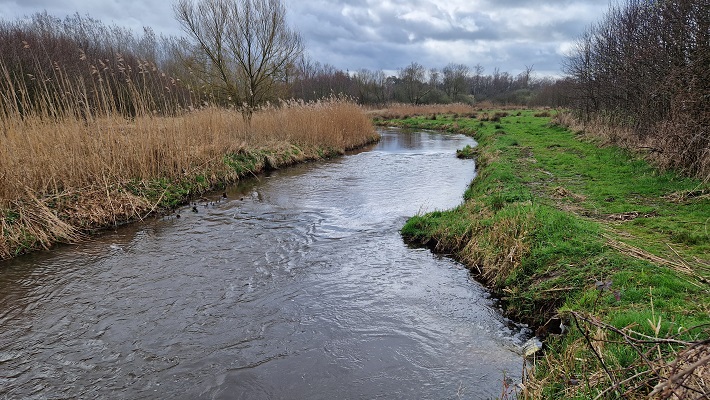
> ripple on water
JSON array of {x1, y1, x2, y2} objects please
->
[{"x1": 0, "y1": 129, "x2": 523, "y2": 399}]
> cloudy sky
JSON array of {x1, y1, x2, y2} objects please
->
[{"x1": 0, "y1": 0, "x2": 612, "y2": 77}]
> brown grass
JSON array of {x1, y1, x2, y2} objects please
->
[
  {"x1": 473, "y1": 100, "x2": 528, "y2": 111},
  {"x1": 553, "y1": 313, "x2": 710, "y2": 400},
  {"x1": 366, "y1": 102, "x2": 477, "y2": 120},
  {"x1": 0, "y1": 42, "x2": 378, "y2": 260},
  {"x1": 461, "y1": 206, "x2": 533, "y2": 285},
  {"x1": 0, "y1": 97, "x2": 377, "y2": 260},
  {"x1": 422, "y1": 199, "x2": 534, "y2": 286},
  {"x1": 479, "y1": 111, "x2": 510, "y2": 122},
  {"x1": 366, "y1": 102, "x2": 538, "y2": 124},
  {"x1": 0, "y1": 99, "x2": 375, "y2": 203}
]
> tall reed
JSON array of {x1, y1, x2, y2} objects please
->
[
  {"x1": 0, "y1": 53, "x2": 376, "y2": 259},
  {"x1": 366, "y1": 102, "x2": 477, "y2": 120}
]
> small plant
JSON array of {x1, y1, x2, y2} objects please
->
[
  {"x1": 490, "y1": 193, "x2": 505, "y2": 211},
  {"x1": 456, "y1": 145, "x2": 476, "y2": 159},
  {"x1": 498, "y1": 370, "x2": 518, "y2": 399},
  {"x1": 491, "y1": 112, "x2": 509, "y2": 122}
]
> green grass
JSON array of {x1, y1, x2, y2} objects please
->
[
  {"x1": 385, "y1": 109, "x2": 709, "y2": 398},
  {"x1": 456, "y1": 144, "x2": 476, "y2": 159}
]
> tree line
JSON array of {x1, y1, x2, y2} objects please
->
[
  {"x1": 289, "y1": 61, "x2": 555, "y2": 106},
  {"x1": 564, "y1": 0, "x2": 709, "y2": 178},
  {"x1": 0, "y1": 0, "x2": 570, "y2": 122}
]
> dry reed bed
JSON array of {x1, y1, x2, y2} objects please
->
[
  {"x1": 0, "y1": 99, "x2": 377, "y2": 260},
  {"x1": 366, "y1": 102, "x2": 478, "y2": 120},
  {"x1": 1, "y1": 100, "x2": 374, "y2": 199},
  {"x1": 367, "y1": 102, "x2": 532, "y2": 124}
]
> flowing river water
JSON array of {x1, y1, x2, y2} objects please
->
[{"x1": 0, "y1": 129, "x2": 526, "y2": 399}]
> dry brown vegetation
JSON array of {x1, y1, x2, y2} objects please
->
[
  {"x1": 522, "y1": 312, "x2": 710, "y2": 400},
  {"x1": 366, "y1": 102, "x2": 478, "y2": 120},
  {"x1": 0, "y1": 96, "x2": 376, "y2": 260},
  {"x1": 0, "y1": 99, "x2": 375, "y2": 203},
  {"x1": 366, "y1": 102, "x2": 534, "y2": 123},
  {"x1": 0, "y1": 12, "x2": 378, "y2": 260}
]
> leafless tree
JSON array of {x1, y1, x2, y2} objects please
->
[
  {"x1": 398, "y1": 62, "x2": 429, "y2": 104},
  {"x1": 517, "y1": 64, "x2": 534, "y2": 88},
  {"x1": 353, "y1": 68, "x2": 387, "y2": 105},
  {"x1": 174, "y1": 0, "x2": 303, "y2": 118},
  {"x1": 428, "y1": 68, "x2": 440, "y2": 89},
  {"x1": 565, "y1": 0, "x2": 709, "y2": 178},
  {"x1": 288, "y1": 58, "x2": 355, "y2": 102},
  {"x1": 442, "y1": 63, "x2": 469, "y2": 101}
]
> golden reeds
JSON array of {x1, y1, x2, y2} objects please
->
[
  {"x1": 0, "y1": 52, "x2": 377, "y2": 259},
  {"x1": 366, "y1": 102, "x2": 478, "y2": 120}
]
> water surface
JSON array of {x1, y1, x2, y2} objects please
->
[{"x1": 0, "y1": 129, "x2": 524, "y2": 399}]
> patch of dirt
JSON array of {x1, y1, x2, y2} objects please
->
[
  {"x1": 604, "y1": 211, "x2": 658, "y2": 221},
  {"x1": 555, "y1": 201, "x2": 588, "y2": 216},
  {"x1": 553, "y1": 186, "x2": 586, "y2": 202},
  {"x1": 520, "y1": 146, "x2": 534, "y2": 158}
]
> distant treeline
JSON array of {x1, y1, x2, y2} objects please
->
[
  {"x1": 0, "y1": 11, "x2": 570, "y2": 121},
  {"x1": 564, "y1": 0, "x2": 709, "y2": 179},
  {"x1": 289, "y1": 61, "x2": 564, "y2": 106}
]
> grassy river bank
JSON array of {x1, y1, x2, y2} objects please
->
[
  {"x1": 374, "y1": 109, "x2": 709, "y2": 399},
  {"x1": 0, "y1": 99, "x2": 378, "y2": 260}
]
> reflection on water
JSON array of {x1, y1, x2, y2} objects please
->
[{"x1": 0, "y1": 128, "x2": 525, "y2": 399}]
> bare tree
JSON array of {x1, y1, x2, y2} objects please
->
[
  {"x1": 442, "y1": 63, "x2": 469, "y2": 101},
  {"x1": 428, "y1": 68, "x2": 440, "y2": 89},
  {"x1": 174, "y1": 0, "x2": 303, "y2": 117},
  {"x1": 469, "y1": 63, "x2": 484, "y2": 100},
  {"x1": 565, "y1": 0, "x2": 710, "y2": 178},
  {"x1": 353, "y1": 68, "x2": 387, "y2": 105},
  {"x1": 518, "y1": 64, "x2": 534, "y2": 88},
  {"x1": 398, "y1": 62, "x2": 429, "y2": 104}
]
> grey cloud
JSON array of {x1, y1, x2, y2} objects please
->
[
  {"x1": 1, "y1": 0, "x2": 610, "y2": 76},
  {"x1": 287, "y1": 0, "x2": 608, "y2": 74}
]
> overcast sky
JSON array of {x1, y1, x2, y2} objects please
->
[{"x1": 0, "y1": 0, "x2": 612, "y2": 77}]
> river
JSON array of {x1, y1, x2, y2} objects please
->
[{"x1": 0, "y1": 128, "x2": 525, "y2": 399}]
